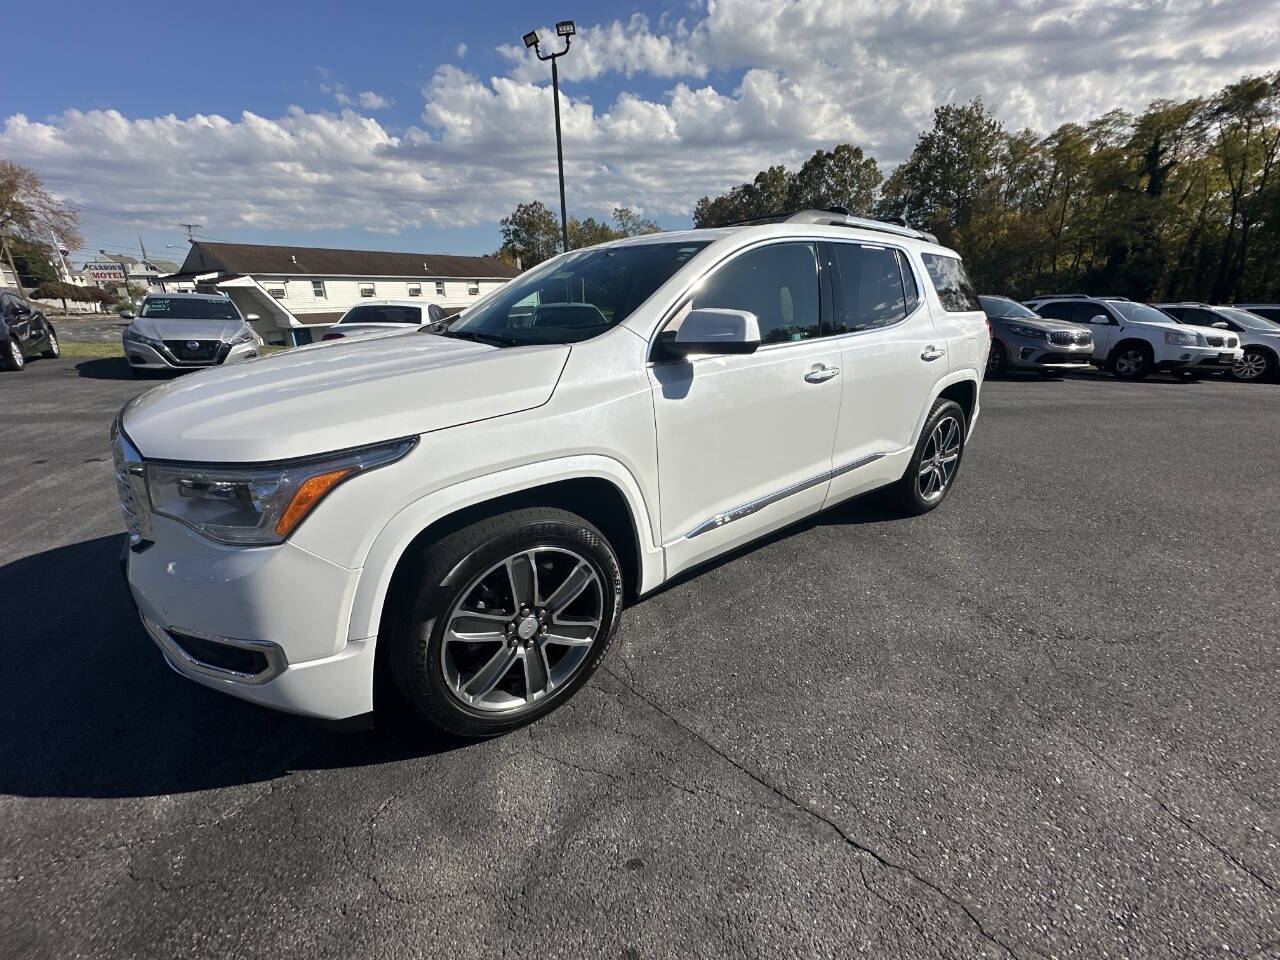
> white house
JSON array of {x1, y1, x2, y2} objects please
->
[{"x1": 162, "y1": 241, "x2": 520, "y2": 345}]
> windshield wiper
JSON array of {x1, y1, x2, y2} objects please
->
[{"x1": 442, "y1": 329, "x2": 521, "y2": 347}]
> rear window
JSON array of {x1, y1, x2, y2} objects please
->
[
  {"x1": 921, "y1": 254, "x2": 980, "y2": 312},
  {"x1": 341, "y1": 305, "x2": 422, "y2": 325},
  {"x1": 830, "y1": 242, "x2": 910, "y2": 332}
]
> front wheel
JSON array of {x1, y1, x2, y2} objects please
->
[
  {"x1": 892, "y1": 399, "x2": 966, "y2": 516},
  {"x1": 1232, "y1": 348, "x2": 1275, "y2": 382},
  {"x1": 1112, "y1": 343, "x2": 1151, "y2": 379},
  {"x1": 986, "y1": 341, "x2": 1006, "y2": 377},
  {"x1": 386, "y1": 507, "x2": 623, "y2": 737},
  {"x1": 3, "y1": 337, "x2": 25, "y2": 371}
]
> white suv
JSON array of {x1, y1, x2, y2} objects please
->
[
  {"x1": 113, "y1": 211, "x2": 989, "y2": 736},
  {"x1": 1023, "y1": 295, "x2": 1242, "y2": 379}
]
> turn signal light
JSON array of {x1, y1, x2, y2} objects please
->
[{"x1": 275, "y1": 467, "x2": 357, "y2": 537}]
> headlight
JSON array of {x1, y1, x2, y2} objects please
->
[
  {"x1": 1008, "y1": 325, "x2": 1047, "y2": 340},
  {"x1": 145, "y1": 437, "x2": 416, "y2": 545},
  {"x1": 1164, "y1": 330, "x2": 1199, "y2": 346},
  {"x1": 124, "y1": 327, "x2": 163, "y2": 349},
  {"x1": 228, "y1": 329, "x2": 255, "y2": 345}
]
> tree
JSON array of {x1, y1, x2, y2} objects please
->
[
  {"x1": 786, "y1": 144, "x2": 882, "y2": 215},
  {"x1": 693, "y1": 165, "x2": 792, "y2": 227},
  {"x1": 498, "y1": 201, "x2": 561, "y2": 268},
  {"x1": 567, "y1": 216, "x2": 623, "y2": 249},
  {"x1": 612, "y1": 206, "x2": 660, "y2": 236},
  {"x1": 0, "y1": 161, "x2": 81, "y2": 296}
]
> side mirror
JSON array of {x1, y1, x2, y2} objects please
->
[
  {"x1": 426, "y1": 303, "x2": 445, "y2": 323},
  {"x1": 1211, "y1": 321, "x2": 1229, "y2": 329},
  {"x1": 1090, "y1": 314, "x2": 1108, "y2": 325},
  {"x1": 118, "y1": 308, "x2": 135, "y2": 319},
  {"x1": 245, "y1": 313, "x2": 260, "y2": 322},
  {"x1": 663, "y1": 309, "x2": 761, "y2": 358}
]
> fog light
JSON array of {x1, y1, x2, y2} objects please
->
[{"x1": 1020, "y1": 347, "x2": 1036, "y2": 360}]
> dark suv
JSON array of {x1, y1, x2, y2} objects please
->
[{"x1": 1, "y1": 289, "x2": 60, "y2": 372}]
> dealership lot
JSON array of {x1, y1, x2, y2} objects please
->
[{"x1": 1, "y1": 357, "x2": 1277, "y2": 959}]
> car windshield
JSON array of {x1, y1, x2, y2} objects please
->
[
  {"x1": 447, "y1": 240, "x2": 710, "y2": 346},
  {"x1": 1219, "y1": 307, "x2": 1280, "y2": 331},
  {"x1": 1108, "y1": 301, "x2": 1173, "y2": 324},
  {"x1": 341, "y1": 305, "x2": 422, "y2": 325},
  {"x1": 979, "y1": 296, "x2": 1038, "y2": 319},
  {"x1": 140, "y1": 298, "x2": 241, "y2": 321}
]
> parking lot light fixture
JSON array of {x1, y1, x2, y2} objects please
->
[{"x1": 523, "y1": 22, "x2": 575, "y2": 253}]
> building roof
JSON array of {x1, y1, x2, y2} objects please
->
[{"x1": 170, "y1": 241, "x2": 520, "y2": 281}]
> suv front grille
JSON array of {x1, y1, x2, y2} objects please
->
[
  {"x1": 163, "y1": 339, "x2": 223, "y2": 362},
  {"x1": 1206, "y1": 336, "x2": 1224, "y2": 347},
  {"x1": 1228, "y1": 337, "x2": 1238, "y2": 348},
  {"x1": 1049, "y1": 330, "x2": 1092, "y2": 346}
]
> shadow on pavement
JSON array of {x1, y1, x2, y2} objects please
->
[
  {"x1": 0, "y1": 535, "x2": 462, "y2": 799},
  {"x1": 75, "y1": 357, "x2": 140, "y2": 380}
]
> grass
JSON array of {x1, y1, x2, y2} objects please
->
[{"x1": 57, "y1": 341, "x2": 124, "y2": 358}]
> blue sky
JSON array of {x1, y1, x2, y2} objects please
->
[{"x1": 3, "y1": 0, "x2": 1276, "y2": 266}]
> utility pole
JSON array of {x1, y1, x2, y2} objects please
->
[{"x1": 522, "y1": 21, "x2": 576, "y2": 253}]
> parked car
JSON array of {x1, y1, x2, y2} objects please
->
[
  {"x1": 113, "y1": 210, "x2": 989, "y2": 736},
  {"x1": 1, "y1": 288, "x2": 60, "y2": 371},
  {"x1": 1022, "y1": 295, "x2": 1242, "y2": 379},
  {"x1": 1234, "y1": 304, "x2": 1280, "y2": 325},
  {"x1": 321, "y1": 301, "x2": 448, "y2": 342},
  {"x1": 1156, "y1": 303, "x2": 1280, "y2": 382},
  {"x1": 120, "y1": 293, "x2": 260, "y2": 376},
  {"x1": 978, "y1": 295, "x2": 1093, "y2": 376}
]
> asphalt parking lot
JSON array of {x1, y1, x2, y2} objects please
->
[{"x1": 2, "y1": 355, "x2": 1277, "y2": 959}]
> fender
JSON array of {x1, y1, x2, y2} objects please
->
[
  {"x1": 912, "y1": 368, "x2": 982, "y2": 446},
  {"x1": 345, "y1": 454, "x2": 663, "y2": 642}
]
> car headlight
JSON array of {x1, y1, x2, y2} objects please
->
[
  {"x1": 145, "y1": 437, "x2": 416, "y2": 545},
  {"x1": 228, "y1": 329, "x2": 255, "y2": 345},
  {"x1": 1007, "y1": 325, "x2": 1047, "y2": 340},
  {"x1": 1164, "y1": 330, "x2": 1199, "y2": 346},
  {"x1": 124, "y1": 327, "x2": 163, "y2": 349}
]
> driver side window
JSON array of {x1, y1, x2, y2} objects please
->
[{"x1": 691, "y1": 243, "x2": 820, "y2": 345}]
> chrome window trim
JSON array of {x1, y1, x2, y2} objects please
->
[
  {"x1": 684, "y1": 452, "x2": 885, "y2": 539},
  {"x1": 141, "y1": 615, "x2": 288, "y2": 686}
]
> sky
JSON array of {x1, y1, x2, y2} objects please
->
[{"x1": 2, "y1": 0, "x2": 1278, "y2": 266}]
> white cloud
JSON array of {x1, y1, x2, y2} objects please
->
[
  {"x1": 357, "y1": 90, "x2": 392, "y2": 109},
  {"x1": 456, "y1": 42, "x2": 467, "y2": 58},
  {"x1": 4, "y1": 1, "x2": 1277, "y2": 247}
]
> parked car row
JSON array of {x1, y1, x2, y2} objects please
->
[{"x1": 981, "y1": 293, "x2": 1280, "y2": 382}]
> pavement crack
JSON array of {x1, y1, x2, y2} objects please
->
[{"x1": 602, "y1": 665, "x2": 1039, "y2": 960}]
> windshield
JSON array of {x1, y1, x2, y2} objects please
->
[
  {"x1": 341, "y1": 304, "x2": 422, "y2": 325},
  {"x1": 979, "y1": 296, "x2": 1038, "y2": 319},
  {"x1": 1108, "y1": 301, "x2": 1173, "y2": 325},
  {"x1": 140, "y1": 297, "x2": 241, "y2": 321},
  {"x1": 448, "y1": 241, "x2": 710, "y2": 345},
  {"x1": 1219, "y1": 307, "x2": 1280, "y2": 331}
]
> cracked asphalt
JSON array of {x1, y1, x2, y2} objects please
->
[{"x1": 2, "y1": 355, "x2": 1278, "y2": 959}]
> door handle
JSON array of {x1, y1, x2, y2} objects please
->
[
  {"x1": 920, "y1": 346, "x2": 945, "y2": 362},
  {"x1": 805, "y1": 364, "x2": 840, "y2": 383}
]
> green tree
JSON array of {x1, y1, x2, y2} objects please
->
[
  {"x1": 498, "y1": 201, "x2": 561, "y2": 268},
  {"x1": 0, "y1": 161, "x2": 81, "y2": 295},
  {"x1": 612, "y1": 207, "x2": 660, "y2": 236},
  {"x1": 693, "y1": 165, "x2": 792, "y2": 227},
  {"x1": 786, "y1": 144, "x2": 882, "y2": 215},
  {"x1": 567, "y1": 216, "x2": 624, "y2": 249}
]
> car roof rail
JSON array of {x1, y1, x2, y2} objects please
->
[{"x1": 784, "y1": 208, "x2": 938, "y2": 243}]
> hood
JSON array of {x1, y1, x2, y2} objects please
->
[
  {"x1": 131, "y1": 317, "x2": 248, "y2": 341},
  {"x1": 122, "y1": 333, "x2": 571, "y2": 462},
  {"x1": 1177, "y1": 322, "x2": 1241, "y2": 342},
  {"x1": 992, "y1": 315, "x2": 1089, "y2": 334}
]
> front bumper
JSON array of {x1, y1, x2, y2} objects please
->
[
  {"x1": 120, "y1": 518, "x2": 375, "y2": 719},
  {"x1": 1003, "y1": 335, "x2": 1094, "y2": 369},
  {"x1": 123, "y1": 337, "x2": 258, "y2": 370},
  {"x1": 1152, "y1": 343, "x2": 1243, "y2": 371}
]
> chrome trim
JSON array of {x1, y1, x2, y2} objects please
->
[
  {"x1": 141, "y1": 615, "x2": 288, "y2": 686},
  {"x1": 685, "y1": 452, "x2": 885, "y2": 538}
]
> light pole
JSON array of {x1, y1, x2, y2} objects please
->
[{"x1": 523, "y1": 21, "x2": 575, "y2": 253}]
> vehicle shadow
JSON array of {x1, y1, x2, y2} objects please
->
[
  {"x1": 0, "y1": 535, "x2": 463, "y2": 799},
  {"x1": 75, "y1": 357, "x2": 142, "y2": 380}
]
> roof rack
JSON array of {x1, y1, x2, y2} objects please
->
[
  {"x1": 707, "y1": 207, "x2": 937, "y2": 243},
  {"x1": 1031, "y1": 293, "x2": 1130, "y2": 301}
]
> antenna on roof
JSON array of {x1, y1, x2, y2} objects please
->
[{"x1": 177, "y1": 223, "x2": 201, "y2": 242}]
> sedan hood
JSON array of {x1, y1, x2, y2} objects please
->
[
  {"x1": 122, "y1": 333, "x2": 571, "y2": 462},
  {"x1": 992, "y1": 316, "x2": 1089, "y2": 334},
  {"x1": 131, "y1": 317, "x2": 248, "y2": 341}
]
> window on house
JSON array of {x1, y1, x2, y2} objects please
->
[
  {"x1": 435, "y1": 282, "x2": 446, "y2": 296},
  {"x1": 360, "y1": 283, "x2": 376, "y2": 298},
  {"x1": 312, "y1": 280, "x2": 326, "y2": 298},
  {"x1": 468, "y1": 282, "x2": 480, "y2": 296},
  {"x1": 408, "y1": 284, "x2": 422, "y2": 297}
]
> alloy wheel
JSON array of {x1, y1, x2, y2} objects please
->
[
  {"x1": 1234, "y1": 350, "x2": 1268, "y2": 381},
  {"x1": 440, "y1": 546, "x2": 604, "y2": 714},
  {"x1": 986, "y1": 342, "x2": 1004, "y2": 375},
  {"x1": 9, "y1": 338, "x2": 23, "y2": 369},
  {"x1": 917, "y1": 415, "x2": 961, "y2": 504},
  {"x1": 1115, "y1": 349, "x2": 1144, "y2": 377},
  {"x1": 47, "y1": 332, "x2": 59, "y2": 357}
]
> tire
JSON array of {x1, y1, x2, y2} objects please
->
[
  {"x1": 892, "y1": 399, "x2": 967, "y2": 516},
  {"x1": 3, "y1": 336, "x2": 25, "y2": 371},
  {"x1": 986, "y1": 341, "x2": 1006, "y2": 377},
  {"x1": 386, "y1": 507, "x2": 623, "y2": 737},
  {"x1": 40, "y1": 326, "x2": 60, "y2": 359},
  {"x1": 1111, "y1": 341, "x2": 1152, "y2": 379},
  {"x1": 1232, "y1": 347, "x2": 1276, "y2": 383}
]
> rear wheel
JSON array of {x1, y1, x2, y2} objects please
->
[
  {"x1": 1112, "y1": 342, "x2": 1151, "y2": 379},
  {"x1": 892, "y1": 399, "x2": 966, "y2": 516},
  {"x1": 40, "y1": 327, "x2": 60, "y2": 359},
  {"x1": 3, "y1": 337, "x2": 25, "y2": 371},
  {"x1": 1232, "y1": 347, "x2": 1275, "y2": 382},
  {"x1": 386, "y1": 507, "x2": 623, "y2": 737}
]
